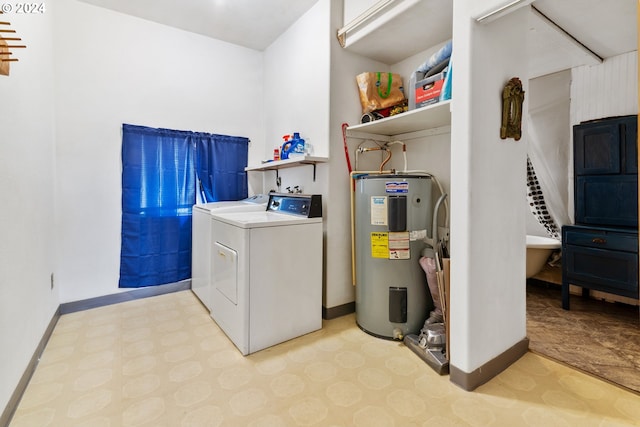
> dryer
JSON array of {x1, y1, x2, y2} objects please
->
[
  {"x1": 191, "y1": 194, "x2": 269, "y2": 310},
  {"x1": 210, "y1": 193, "x2": 323, "y2": 355}
]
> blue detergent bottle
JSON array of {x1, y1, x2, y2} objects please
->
[
  {"x1": 287, "y1": 132, "x2": 306, "y2": 158},
  {"x1": 280, "y1": 134, "x2": 292, "y2": 160}
]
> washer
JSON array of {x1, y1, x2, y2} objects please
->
[
  {"x1": 210, "y1": 193, "x2": 323, "y2": 355},
  {"x1": 191, "y1": 194, "x2": 269, "y2": 311}
]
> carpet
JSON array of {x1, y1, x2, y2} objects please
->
[{"x1": 527, "y1": 281, "x2": 640, "y2": 394}]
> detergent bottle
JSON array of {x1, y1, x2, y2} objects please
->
[
  {"x1": 284, "y1": 132, "x2": 306, "y2": 159},
  {"x1": 280, "y1": 134, "x2": 292, "y2": 160}
]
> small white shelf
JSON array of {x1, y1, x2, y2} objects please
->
[
  {"x1": 245, "y1": 156, "x2": 328, "y2": 172},
  {"x1": 346, "y1": 100, "x2": 451, "y2": 137}
]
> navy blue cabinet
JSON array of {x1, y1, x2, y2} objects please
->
[
  {"x1": 573, "y1": 115, "x2": 638, "y2": 227},
  {"x1": 562, "y1": 225, "x2": 638, "y2": 309},
  {"x1": 562, "y1": 115, "x2": 638, "y2": 310}
]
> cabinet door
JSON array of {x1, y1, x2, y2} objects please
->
[
  {"x1": 575, "y1": 175, "x2": 638, "y2": 227},
  {"x1": 574, "y1": 121, "x2": 621, "y2": 175},
  {"x1": 622, "y1": 115, "x2": 638, "y2": 174}
]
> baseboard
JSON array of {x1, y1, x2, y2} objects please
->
[
  {"x1": 450, "y1": 337, "x2": 529, "y2": 391},
  {"x1": 2, "y1": 280, "x2": 191, "y2": 426},
  {"x1": 59, "y1": 280, "x2": 191, "y2": 314},
  {"x1": 323, "y1": 301, "x2": 355, "y2": 319},
  {"x1": 0, "y1": 306, "x2": 61, "y2": 427}
]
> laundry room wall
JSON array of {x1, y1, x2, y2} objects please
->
[
  {"x1": 53, "y1": 0, "x2": 265, "y2": 303},
  {"x1": 255, "y1": 0, "x2": 339, "y2": 309},
  {"x1": 449, "y1": 2, "x2": 530, "y2": 380},
  {"x1": 0, "y1": 8, "x2": 58, "y2": 419}
]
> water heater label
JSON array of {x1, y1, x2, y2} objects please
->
[
  {"x1": 370, "y1": 196, "x2": 387, "y2": 225},
  {"x1": 389, "y1": 232, "x2": 410, "y2": 259},
  {"x1": 385, "y1": 181, "x2": 409, "y2": 193},
  {"x1": 370, "y1": 232, "x2": 389, "y2": 258}
]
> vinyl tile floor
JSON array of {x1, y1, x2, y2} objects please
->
[
  {"x1": 9, "y1": 290, "x2": 640, "y2": 427},
  {"x1": 527, "y1": 281, "x2": 640, "y2": 394}
]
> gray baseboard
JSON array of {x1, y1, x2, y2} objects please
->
[
  {"x1": 323, "y1": 301, "x2": 355, "y2": 319},
  {"x1": 450, "y1": 337, "x2": 529, "y2": 391},
  {"x1": 1, "y1": 280, "x2": 191, "y2": 427},
  {"x1": 59, "y1": 280, "x2": 191, "y2": 314}
]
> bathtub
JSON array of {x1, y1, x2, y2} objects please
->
[{"x1": 526, "y1": 235, "x2": 561, "y2": 278}]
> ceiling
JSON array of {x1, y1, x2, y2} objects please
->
[
  {"x1": 79, "y1": 0, "x2": 321, "y2": 51},
  {"x1": 529, "y1": 0, "x2": 636, "y2": 77},
  {"x1": 78, "y1": 0, "x2": 636, "y2": 72}
]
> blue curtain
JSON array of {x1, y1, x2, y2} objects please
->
[
  {"x1": 120, "y1": 124, "x2": 248, "y2": 288},
  {"x1": 195, "y1": 134, "x2": 248, "y2": 203}
]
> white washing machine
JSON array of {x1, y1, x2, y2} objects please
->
[
  {"x1": 191, "y1": 194, "x2": 269, "y2": 311},
  {"x1": 210, "y1": 193, "x2": 323, "y2": 355}
]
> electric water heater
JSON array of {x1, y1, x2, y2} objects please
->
[{"x1": 354, "y1": 175, "x2": 434, "y2": 339}]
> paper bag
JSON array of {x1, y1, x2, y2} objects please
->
[{"x1": 356, "y1": 72, "x2": 405, "y2": 114}]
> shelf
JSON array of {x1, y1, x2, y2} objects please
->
[
  {"x1": 346, "y1": 100, "x2": 451, "y2": 137},
  {"x1": 245, "y1": 156, "x2": 328, "y2": 172},
  {"x1": 338, "y1": 0, "x2": 452, "y2": 64}
]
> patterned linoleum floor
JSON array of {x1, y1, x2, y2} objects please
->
[{"x1": 9, "y1": 290, "x2": 640, "y2": 427}]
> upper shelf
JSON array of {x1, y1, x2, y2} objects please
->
[
  {"x1": 245, "y1": 156, "x2": 328, "y2": 172},
  {"x1": 337, "y1": 0, "x2": 453, "y2": 64},
  {"x1": 346, "y1": 100, "x2": 451, "y2": 137}
]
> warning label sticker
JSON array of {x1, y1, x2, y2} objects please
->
[
  {"x1": 385, "y1": 181, "x2": 409, "y2": 194},
  {"x1": 388, "y1": 231, "x2": 410, "y2": 259},
  {"x1": 370, "y1": 232, "x2": 389, "y2": 258},
  {"x1": 370, "y1": 196, "x2": 387, "y2": 225}
]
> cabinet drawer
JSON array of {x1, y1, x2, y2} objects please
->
[
  {"x1": 564, "y1": 229, "x2": 638, "y2": 252},
  {"x1": 564, "y1": 245, "x2": 638, "y2": 295}
]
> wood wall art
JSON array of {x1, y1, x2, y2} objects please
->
[{"x1": 0, "y1": 11, "x2": 27, "y2": 76}]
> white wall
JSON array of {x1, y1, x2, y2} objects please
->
[
  {"x1": 0, "y1": 8, "x2": 58, "y2": 415},
  {"x1": 568, "y1": 51, "x2": 639, "y2": 222},
  {"x1": 571, "y1": 51, "x2": 638, "y2": 125},
  {"x1": 254, "y1": 0, "x2": 332, "y2": 200},
  {"x1": 53, "y1": 0, "x2": 265, "y2": 302},
  {"x1": 258, "y1": 0, "x2": 336, "y2": 304},
  {"x1": 328, "y1": 0, "x2": 391, "y2": 309},
  {"x1": 449, "y1": 2, "x2": 529, "y2": 374}
]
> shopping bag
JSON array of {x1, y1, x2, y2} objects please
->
[{"x1": 356, "y1": 72, "x2": 406, "y2": 114}]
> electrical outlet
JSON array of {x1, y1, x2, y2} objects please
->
[{"x1": 50, "y1": 273, "x2": 54, "y2": 290}]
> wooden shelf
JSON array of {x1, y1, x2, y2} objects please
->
[
  {"x1": 245, "y1": 156, "x2": 328, "y2": 172},
  {"x1": 346, "y1": 100, "x2": 451, "y2": 137}
]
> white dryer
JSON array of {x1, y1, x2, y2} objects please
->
[
  {"x1": 210, "y1": 193, "x2": 323, "y2": 355},
  {"x1": 191, "y1": 194, "x2": 269, "y2": 311}
]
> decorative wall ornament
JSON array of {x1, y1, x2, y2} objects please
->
[
  {"x1": 0, "y1": 11, "x2": 27, "y2": 76},
  {"x1": 500, "y1": 77, "x2": 524, "y2": 140}
]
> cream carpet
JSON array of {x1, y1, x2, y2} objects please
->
[{"x1": 9, "y1": 290, "x2": 640, "y2": 426}]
